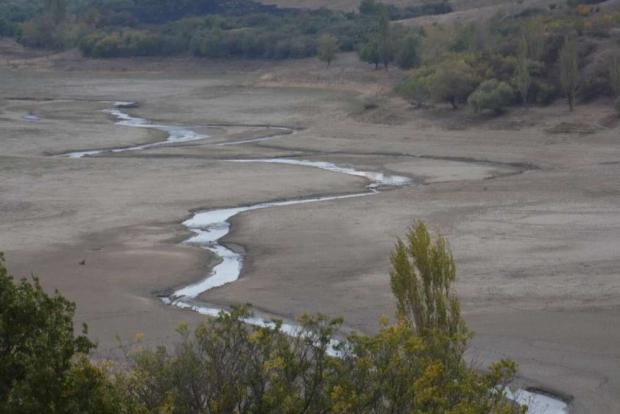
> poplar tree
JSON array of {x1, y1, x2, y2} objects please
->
[
  {"x1": 559, "y1": 35, "x2": 579, "y2": 111},
  {"x1": 389, "y1": 222, "x2": 468, "y2": 343},
  {"x1": 317, "y1": 34, "x2": 339, "y2": 68},
  {"x1": 377, "y1": 10, "x2": 394, "y2": 70},
  {"x1": 515, "y1": 36, "x2": 531, "y2": 106}
]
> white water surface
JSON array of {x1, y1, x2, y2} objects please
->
[
  {"x1": 172, "y1": 191, "x2": 372, "y2": 300},
  {"x1": 232, "y1": 159, "x2": 411, "y2": 188},
  {"x1": 66, "y1": 102, "x2": 208, "y2": 158},
  {"x1": 506, "y1": 388, "x2": 569, "y2": 414}
]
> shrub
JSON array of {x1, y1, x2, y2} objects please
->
[
  {"x1": 395, "y1": 33, "x2": 420, "y2": 69},
  {"x1": 531, "y1": 79, "x2": 560, "y2": 105},
  {"x1": 317, "y1": 33, "x2": 339, "y2": 67},
  {"x1": 117, "y1": 223, "x2": 522, "y2": 414},
  {"x1": 430, "y1": 57, "x2": 480, "y2": 109},
  {"x1": 0, "y1": 254, "x2": 119, "y2": 413},
  {"x1": 468, "y1": 79, "x2": 515, "y2": 113},
  {"x1": 396, "y1": 66, "x2": 434, "y2": 107}
]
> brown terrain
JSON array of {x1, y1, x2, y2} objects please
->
[{"x1": 1, "y1": 39, "x2": 620, "y2": 413}]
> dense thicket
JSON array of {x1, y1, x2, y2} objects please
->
[
  {"x1": 397, "y1": 2, "x2": 620, "y2": 113},
  {"x1": 0, "y1": 253, "x2": 121, "y2": 413},
  {"x1": 0, "y1": 223, "x2": 527, "y2": 413},
  {"x1": 1, "y1": 0, "x2": 438, "y2": 63},
  {"x1": 4, "y1": 0, "x2": 620, "y2": 116}
]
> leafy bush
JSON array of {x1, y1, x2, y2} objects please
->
[
  {"x1": 396, "y1": 66, "x2": 434, "y2": 107},
  {"x1": 468, "y1": 79, "x2": 515, "y2": 113},
  {"x1": 317, "y1": 33, "x2": 339, "y2": 66},
  {"x1": 115, "y1": 223, "x2": 523, "y2": 414},
  {"x1": 430, "y1": 57, "x2": 480, "y2": 108},
  {"x1": 395, "y1": 33, "x2": 420, "y2": 69},
  {"x1": 0, "y1": 253, "x2": 118, "y2": 413}
]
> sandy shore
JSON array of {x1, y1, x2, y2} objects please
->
[{"x1": 1, "y1": 63, "x2": 619, "y2": 412}]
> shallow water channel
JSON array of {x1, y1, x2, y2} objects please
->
[{"x1": 65, "y1": 102, "x2": 568, "y2": 414}]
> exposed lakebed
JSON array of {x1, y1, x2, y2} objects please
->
[{"x1": 64, "y1": 102, "x2": 567, "y2": 414}]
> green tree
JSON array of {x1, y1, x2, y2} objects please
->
[
  {"x1": 396, "y1": 32, "x2": 419, "y2": 69},
  {"x1": 377, "y1": 10, "x2": 394, "y2": 70},
  {"x1": 430, "y1": 58, "x2": 479, "y2": 109},
  {"x1": 118, "y1": 306, "x2": 342, "y2": 413},
  {"x1": 468, "y1": 79, "x2": 515, "y2": 114},
  {"x1": 559, "y1": 35, "x2": 579, "y2": 111},
  {"x1": 359, "y1": 38, "x2": 381, "y2": 69},
  {"x1": 515, "y1": 36, "x2": 531, "y2": 106},
  {"x1": 317, "y1": 34, "x2": 338, "y2": 67},
  {"x1": 0, "y1": 253, "x2": 119, "y2": 414},
  {"x1": 359, "y1": 8, "x2": 395, "y2": 70},
  {"x1": 389, "y1": 222, "x2": 467, "y2": 342},
  {"x1": 396, "y1": 66, "x2": 434, "y2": 107}
]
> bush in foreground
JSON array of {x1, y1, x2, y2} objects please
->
[
  {"x1": 0, "y1": 253, "x2": 120, "y2": 413},
  {"x1": 0, "y1": 223, "x2": 524, "y2": 413}
]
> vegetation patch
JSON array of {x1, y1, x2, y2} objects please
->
[{"x1": 0, "y1": 224, "x2": 528, "y2": 413}]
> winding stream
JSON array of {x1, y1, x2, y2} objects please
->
[
  {"x1": 66, "y1": 102, "x2": 567, "y2": 414},
  {"x1": 67, "y1": 102, "x2": 209, "y2": 158}
]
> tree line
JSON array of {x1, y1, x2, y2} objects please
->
[
  {"x1": 395, "y1": 1, "x2": 620, "y2": 114},
  {"x1": 4, "y1": 0, "x2": 619, "y2": 113},
  {"x1": 3, "y1": 0, "x2": 448, "y2": 63},
  {"x1": 0, "y1": 223, "x2": 527, "y2": 413}
]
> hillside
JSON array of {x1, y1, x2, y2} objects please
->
[{"x1": 259, "y1": 0, "x2": 556, "y2": 13}]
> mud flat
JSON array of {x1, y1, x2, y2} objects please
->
[
  {"x1": 1, "y1": 67, "x2": 619, "y2": 413},
  {"x1": 62, "y1": 103, "x2": 565, "y2": 412}
]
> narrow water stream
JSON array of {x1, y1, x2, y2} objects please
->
[
  {"x1": 66, "y1": 102, "x2": 567, "y2": 414},
  {"x1": 67, "y1": 102, "x2": 209, "y2": 158}
]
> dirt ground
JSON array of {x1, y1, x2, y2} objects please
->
[{"x1": 1, "y1": 52, "x2": 620, "y2": 413}]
